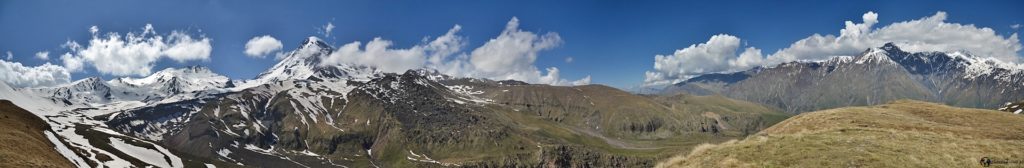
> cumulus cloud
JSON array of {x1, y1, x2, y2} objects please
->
[
  {"x1": 451, "y1": 18, "x2": 588, "y2": 85},
  {"x1": 453, "y1": 17, "x2": 589, "y2": 85},
  {"x1": 323, "y1": 25, "x2": 465, "y2": 73},
  {"x1": 767, "y1": 11, "x2": 1020, "y2": 64},
  {"x1": 163, "y1": 31, "x2": 212, "y2": 62},
  {"x1": 572, "y1": 75, "x2": 591, "y2": 86},
  {"x1": 244, "y1": 35, "x2": 283, "y2": 58},
  {"x1": 60, "y1": 53, "x2": 84, "y2": 72},
  {"x1": 6, "y1": 51, "x2": 12, "y2": 60},
  {"x1": 644, "y1": 11, "x2": 1022, "y2": 86},
  {"x1": 320, "y1": 18, "x2": 589, "y2": 86},
  {"x1": 60, "y1": 24, "x2": 213, "y2": 76},
  {"x1": 0, "y1": 59, "x2": 71, "y2": 88},
  {"x1": 468, "y1": 18, "x2": 561, "y2": 76},
  {"x1": 35, "y1": 51, "x2": 49, "y2": 60},
  {"x1": 643, "y1": 34, "x2": 763, "y2": 86}
]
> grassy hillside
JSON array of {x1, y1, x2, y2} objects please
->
[
  {"x1": 657, "y1": 100, "x2": 1024, "y2": 167},
  {"x1": 0, "y1": 100, "x2": 76, "y2": 167}
]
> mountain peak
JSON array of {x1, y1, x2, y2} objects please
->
[
  {"x1": 76, "y1": 77, "x2": 103, "y2": 84},
  {"x1": 855, "y1": 47, "x2": 895, "y2": 64},
  {"x1": 114, "y1": 65, "x2": 229, "y2": 93},
  {"x1": 881, "y1": 42, "x2": 901, "y2": 52},
  {"x1": 300, "y1": 36, "x2": 331, "y2": 50},
  {"x1": 152, "y1": 65, "x2": 214, "y2": 75},
  {"x1": 251, "y1": 37, "x2": 336, "y2": 84},
  {"x1": 182, "y1": 65, "x2": 212, "y2": 73}
]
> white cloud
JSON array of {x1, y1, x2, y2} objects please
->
[
  {"x1": 1012, "y1": 24, "x2": 1021, "y2": 30},
  {"x1": 5, "y1": 51, "x2": 12, "y2": 60},
  {"x1": 320, "y1": 18, "x2": 589, "y2": 86},
  {"x1": 644, "y1": 11, "x2": 1022, "y2": 86},
  {"x1": 35, "y1": 51, "x2": 49, "y2": 60},
  {"x1": 60, "y1": 53, "x2": 84, "y2": 72},
  {"x1": 163, "y1": 31, "x2": 212, "y2": 62},
  {"x1": 572, "y1": 75, "x2": 591, "y2": 86},
  {"x1": 0, "y1": 59, "x2": 71, "y2": 88},
  {"x1": 767, "y1": 11, "x2": 1020, "y2": 64},
  {"x1": 323, "y1": 22, "x2": 336, "y2": 37},
  {"x1": 322, "y1": 25, "x2": 465, "y2": 73},
  {"x1": 468, "y1": 18, "x2": 561, "y2": 76},
  {"x1": 565, "y1": 57, "x2": 573, "y2": 63},
  {"x1": 327, "y1": 38, "x2": 431, "y2": 72},
  {"x1": 244, "y1": 35, "x2": 284, "y2": 58},
  {"x1": 61, "y1": 24, "x2": 213, "y2": 76},
  {"x1": 643, "y1": 34, "x2": 763, "y2": 86},
  {"x1": 460, "y1": 17, "x2": 589, "y2": 85},
  {"x1": 424, "y1": 25, "x2": 465, "y2": 66}
]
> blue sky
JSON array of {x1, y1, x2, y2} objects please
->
[{"x1": 1, "y1": 0, "x2": 1022, "y2": 89}]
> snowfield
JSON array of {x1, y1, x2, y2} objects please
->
[{"x1": 109, "y1": 137, "x2": 183, "y2": 168}]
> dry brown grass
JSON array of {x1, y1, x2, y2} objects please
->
[
  {"x1": 0, "y1": 100, "x2": 75, "y2": 167},
  {"x1": 657, "y1": 100, "x2": 1024, "y2": 168}
]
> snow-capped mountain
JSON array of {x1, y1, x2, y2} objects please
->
[
  {"x1": 665, "y1": 42, "x2": 1024, "y2": 113},
  {"x1": 250, "y1": 37, "x2": 333, "y2": 84},
  {"x1": 111, "y1": 65, "x2": 233, "y2": 95},
  {"x1": 46, "y1": 77, "x2": 114, "y2": 105},
  {"x1": 243, "y1": 36, "x2": 381, "y2": 88},
  {"x1": 0, "y1": 36, "x2": 787, "y2": 167},
  {"x1": 0, "y1": 65, "x2": 237, "y2": 168},
  {"x1": 14, "y1": 66, "x2": 233, "y2": 107},
  {"x1": 0, "y1": 81, "x2": 69, "y2": 115}
]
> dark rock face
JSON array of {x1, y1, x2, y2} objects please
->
[
  {"x1": 497, "y1": 80, "x2": 529, "y2": 86},
  {"x1": 665, "y1": 43, "x2": 1024, "y2": 113}
]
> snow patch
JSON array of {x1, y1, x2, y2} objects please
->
[
  {"x1": 44, "y1": 131, "x2": 89, "y2": 168},
  {"x1": 108, "y1": 137, "x2": 182, "y2": 168}
]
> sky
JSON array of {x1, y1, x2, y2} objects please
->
[{"x1": 1, "y1": 0, "x2": 1022, "y2": 89}]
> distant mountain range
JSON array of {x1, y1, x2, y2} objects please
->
[
  {"x1": 3, "y1": 36, "x2": 1023, "y2": 167},
  {"x1": 4, "y1": 38, "x2": 1023, "y2": 167},
  {"x1": 0, "y1": 37, "x2": 788, "y2": 167},
  {"x1": 664, "y1": 43, "x2": 1024, "y2": 113}
]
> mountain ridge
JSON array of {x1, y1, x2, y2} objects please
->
[{"x1": 665, "y1": 42, "x2": 1024, "y2": 113}]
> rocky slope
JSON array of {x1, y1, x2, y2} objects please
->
[
  {"x1": 666, "y1": 43, "x2": 1024, "y2": 113},
  {"x1": 657, "y1": 100, "x2": 1024, "y2": 167}
]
